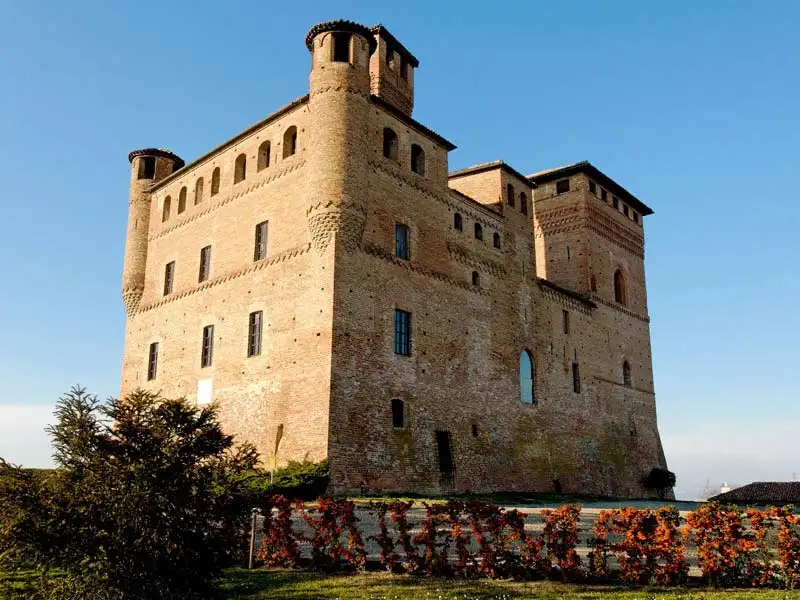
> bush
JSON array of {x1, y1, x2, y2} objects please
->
[
  {"x1": 641, "y1": 467, "x2": 676, "y2": 499},
  {"x1": 239, "y1": 459, "x2": 329, "y2": 501}
]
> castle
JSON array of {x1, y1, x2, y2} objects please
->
[{"x1": 120, "y1": 20, "x2": 670, "y2": 497}]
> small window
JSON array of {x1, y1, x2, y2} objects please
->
[
  {"x1": 391, "y1": 398, "x2": 404, "y2": 428},
  {"x1": 254, "y1": 221, "x2": 268, "y2": 261},
  {"x1": 410, "y1": 144, "x2": 425, "y2": 176},
  {"x1": 400, "y1": 57, "x2": 408, "y2": 80},
  {"x1": 471, "y1": 423, "x2": 478, "y2": 437},
  {"x1": 471, "y1": 271, "x2": 480, "y2": 287},
  {"x1": 506, "y1": 184, "x2": 515, "y2": 207},
  {"x1": 283, "y1": 126, "x2": 297, "y2": 158},
  {"x1": 234, "y1": 153, "x2": 246, "y2": 184},
  {"x1": 556, "y1": 179, "x2": 570, "y2": 195},
  {"x1": 163, "y1": 261, "x2": 175, "y2": 296},
  {"x1": 383, "y1": 128, "x2": 398, "y2": 160},
  {"x1": 614, "y1": 269, "x2": 627, "y2": 306},
  {"x1": 493, "y1": 232, "x2": 501, "y2": 249},
  {"x1": 194, "y1": 178, "x2": 204, "y2": 205},
  {"x1": 199, "y1": 245, "x2": 211, "y2": 283},
  {"x1": 520, "y1": 192, "x2": 528, "y2": 215},
  {"x1": 520, "y1": 350, "x2": 535, "y2": 404},
  {"x1": 562, "y1": 310, "x2": 570, "y2": 335},
  {"x1": 385, "y1": 47, "x2": 393, "y2": 68},
  {"x1": 612, "y1": 196, "x2": 620, "y2": 209},
  {"x1": 248, "y1": 311, "x2": 263, "y2": 357},
  {"x1": 178, "y1": 187, "x2": 187, "y2": 213},
  {"x1": 623, "y1": 361, "x2": 632, "y2": 387},
  {"x1": 147, "y1": 342, "x2": 158, "y2": 381},
  {"x1": 394, "y1": 309, "x2": 411, "y2": 356},
  {"x1": 572, "y1": 362, "x2": 581, "y2": 393},
  {"x1": 435, "y1": 430, "x2": 454, "y2": 485},
  {"x1": 257, "y1": 141, "x2": 271, "y2": 171},
  {"x1": 633, "y1": 212, "x2": 640, "y2": 224},
  {"x1": 211, "y1": 167, "x2": 220, "y2": 196},
  {"x1": 474, "y1": 223, "x2": 483, "y2": 241},
  {"x1": 138, "y1": 156, "x2": 156, "y2": 180},
  {"x1": 623, "y1": 204, "x2": 630, "y2": 217},
  {"x1": 454, "y1": 213, "x2": 463, "y2": 231},
  {"x1": 332, "y1": 32, "x2": 351, "y2": 63},
  {"x1": 566, "y1": 246, "x2": 571, "y2": 260},
  {"x1": 162, "y1": 196, "x2": 171, "y2": 222},
  {"x1": 601, "y1": 189, "x2": 607, "y2": 202},
  {"x1": 395, "y1": 224, "x2": 409, "y2": 260},
  {"x1": 589, "y1": 180, "x2": 597, "y2": 194},
  {"x1": 201, "y1": 325, "x2": 214, "y2": 368}
]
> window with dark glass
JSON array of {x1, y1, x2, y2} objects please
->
[
  {"x1": 506, "y1": 184, "x2": 515, "y2": 207},
  {"x1": 394, "y1": 309, "x2": 411, "y2": 356},
  {"x1": 163, "y1": 261, "x2": 175, "y2": 296},
  {"x1": 572, "y1": 362, "x2": 581, "y2": 393},
  {"x1": 138, "y1": 156, "x2": 156, "y2": 180},
  {"x1": 391, "y1": 398, "x2": 404, "y2": 428},
  {"x1": 199, "y1": 245, "x2": 211, "y2": 282},
  {"x1": 395, "y1": 223, "x2": 409, "y2": 260},
  {"x1": 254, "y1": 221, "x2": 268, "y2": 261},
  {"x1": 474, "y1": 223, "x2": 483, "y2": 241},
  {"x1": 248, "y1": 311, "x2": 263, "y2": 357},
  {"x1": 201, "y1": 325, "x2": 214, "y2": 368},
  {"x1": 556, "y1": 179, "x2": 570, "y2": 195},
  {"x1": 493, "y1": 232, "x2": 501, "y2": 249},
  {"x1": 332, "y1": 32, "x2": 351, "y2": 62},
  {"x1": 453, "y1": 213, "x2": 463, "y2": 231},
  {"x1": 147, "y1": 342, "x2": 158, "y2": 381}
]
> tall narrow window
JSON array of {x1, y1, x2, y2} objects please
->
[
  {"x1": 332, "y1": 32, "x2": 351, "y2": 62},
  {"x1": 391, "y1": 398, "x2": 404, "y2": 428},
  {"x1": 194, "y1": 178, "x2": 204, "y2": 205},
  {"x1": 283, "y1": 126, "x2": 297, "y2": 158},
  {"x1": 520, "y1": 192, "x2": 528, "y2": 215},
  {"x1": 201, "y1": 325, "x2": 214, "y2": 368},
  {"x1": 562, "y1": 310, "x2": 570, "y2": 334},
  {"x1": 471, "y1": 271, "x2": 480, "y2": 287},
  {"x1": 506, "y1": 184, "x2": 515, "y2": 207},
  {"x1": 454, "y1": 213, "x2": 463, "y2": 231},
  {"x1": 410, "y1": 144, "x2": 425, "y2": 176},
  {"x1": 623, "y1": 204, "x2": 630, "y2": 217},
  {"x1": 178, "y1": 187, "x2": 187, "y2": 213},
  {"x1": 556, "y1": 179, "x2": 570, "y2": 195},
  {"x1": 493, "y1": 232, "x2": 501, "y2": 249},
  {"x1": 199, "y1": 245, "x2": 211, "y2": 282},
  {"x1": 589, "y1": 180, "x2": 597, "y2": 194},
  {"x1": 612, "y1": 196, "x2": 620, "y2": 209},
  {"x1": 162, "y1": 196, "x2": 171, "y2": 222},
  {"x1": 211, "y1": 167, "x2": 220, "y2": 196},
  {"x1": 623, "y1": 361, "x2": 632, "y2": 387},
  {"x1": 383, "y1": 128, "x2": 398, "y2": 160},
  {"x1": 234, "y1": 153, "x2": 246, "y2": 184},
  {"x1": 385, "y1": 48, "x2": 393, "y2": 68},
  {"x1": 633, "y1": 212, "x2": 640, "y2": 224},
  {"x1": 257, "y1": 141, "x2": 271, "y2": 171},
  {"x1": 400, "y1": 57, "x2": 408, "y2": 80},
  {"x1": 138, "y1": 156, "x2": 155, "y2": 180},
  {"x1": 163, "y1": 261, "x2": 175, "y2": 296},
  {"x1": 520, "y1": 350, "x2": 534, "y2": 404},
  {"x1": 590, "y1": 275, "x2": 598, "y2": 292},
  {"x1": 147, "y1": 342, "x2": 158, "y2": 381},
  {"x1": 614, "y1": 270, "x2": 627, "y2": 306},
  {"x1": 394, "y1": 309, "x2": 411, "y2": 356},
  {"x1": 572, "y1": 362, "x2": 581, "y2": 393},
  {"x1": 601, "y1": 189, "x2": 607, "y2": 202},
  {"x1": 248, "y1": 311, "x2": 263, "y2": 357},
  {"x1": 435, "y1": 430, "x2": 454, "y2": 485},
  {"x1": 474, "y1": 223, "x2": 483, "y2": 241},
  {"x1": 254, "y1": 220, "x2": 268, "y2": 261},
  {"x1": 395, "y1": 224, "x2": 409, "y2": 260}
]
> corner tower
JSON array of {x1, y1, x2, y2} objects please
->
[
  {"x1": 369, "y1": 25, "x2": 418, "y2": 116},
  {"x1": 305, "y1": 20, "x2": 375, "y2": 254},
  {"x1": 122, "y1": 149, "x2": 183, "y2": 314}
]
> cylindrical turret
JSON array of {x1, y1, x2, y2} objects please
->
[
  {"x1": 122, "y1": 148, "x2": 184, "y2": 314},
  {"x1": 304, "y1": 20, "x2": 375, "y2": 253}
]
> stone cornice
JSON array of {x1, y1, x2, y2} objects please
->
[
  {"x1": 538, "y1": 282, "x2": 594, "y2": 315},
  {"x1": 590, "y1": 293, "x2": 650, "y2": 322}
]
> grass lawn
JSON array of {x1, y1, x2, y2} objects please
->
[{"x1": 219, "y1": 569, "x2": 800, "y2": 599}]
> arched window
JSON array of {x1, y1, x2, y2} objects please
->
[
  {"x1": 177, "y1": 187, "x2": 187, "y2": 213},
  {"x1": 453, "y1": 213, "x2": 462, "y2": 231},
  {"x1": 257, "y1": 141, "x2": 271, "y2": 171},
  {"x1": 520, "y1": 350, "x2": 535, "y2": 404},
  {"x1": 493, "y1": 232, "x2": 501, "y2": 249},
  {"x1": 194, "y1": 178, "x2": 204, "y2": 205},
  {"x1": 474, "y1": 223, "x2": 483, "y2": 241},
  {"x1": 211, "y1": 167, "x2": 220, "y2": 196},
  {"x1": 506, "y1": 184, "x2": 515, "y2": 207},
  {"x1": 614, "y1": 269, "x2": 627, "y2": 306},
  {"x1": 283, "y1": 126, "x2": 297, "y2": 158},
  {"x1": 520, "y1": 192, "x2": 528, "y2": 215},
  {"x1": 410, "y1": 144, "x2": 425, "y2": 176},
  {"x1": 623, "y1": 361, "x2": 632, "y2": 387},
  {"x1": 162, "y1": 196, "x2": 171, "y2": 222},
  {"x1": 234, "y1": 153, "x2": 247, "y2": 184},
  {"x1": 383, "y1": 128, "x2": 398, "y2": 160},
  {"x1": 471, "y1": 271, "x2": 480, "y2": 286}
]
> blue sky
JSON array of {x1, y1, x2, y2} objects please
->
[{"x1": 1, "y1": 1, "x2": 798, "y2": 500}]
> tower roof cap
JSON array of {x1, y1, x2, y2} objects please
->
[
  {"x1": 128, "y1": 148, "x2": 185, "y2": 169},
  {"x1": 305, "y1": 20, "x2": 377, "y2": 53}
]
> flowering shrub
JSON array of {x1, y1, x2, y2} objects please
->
[
  {"x1": 770, "y1": 506, "x2": 800, "y2": 587},
  {"x1": 541, "y1": 505, "x2": 583, "y2": 581},
  {"x1": 256, "y1": 494, "x2": 301, "y2": 568},
  {"x1": 299, "y1": 498, "x2": 366, "y2": 572}
]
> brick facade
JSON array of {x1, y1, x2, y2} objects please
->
[{"x1": 120, "y1": 20, "x2": 670, "y2": 498}]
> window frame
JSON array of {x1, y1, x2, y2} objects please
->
[
  {"x1": 201, "y1": 325, "x2": 214, "y2": 368},
  {"x1": 163, "y1": 261, "x2": 175, "y2": 296},
  {"x1": 394, "y1": 223, "x2": 410, "y2": 260},
  {"x1": 248, "y1": 311, "x2": 263, "y2": 358},
  {"x1": 562, "y1": 309, "x2": 570, "y2": 335},
  {"x1": 394, "y1": 309, "x2": 411, "y2": 356},
  {"x1": 572, "y1": 362, "x2": 581, "y2": 393},
  {"x1": 198, "y1": 245, "x2": 211, "y2": 283},
  {"x1": 556, "y1": 179, "x2": 570, "y2": 195},
  {"x1": 147, "y1": 342, "x2": 159, "y2": 381},
  {"x1": 254, "y1": 221, "x2": 268, "y2": 261},
  {"x1": 520, "y1": 350, "x2": 535, "y2": 404}
]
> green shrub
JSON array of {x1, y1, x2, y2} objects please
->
[{"x1": 240, "y1": 459, "x2": 329, "y2": 501}]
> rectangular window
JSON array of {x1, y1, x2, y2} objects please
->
[
  {"x1": 394, "y1": 309, "x2": 411, "y2": 356},
  {"x1": 562, "y1": 310, "x2": 570, "y2": 335},
  {"x1": 391, "y1": 398, "x2": 404, "y2": 428},
  {"x1": 201, "y1": 325, "x2": 214, "y2": 368},
  {"x1": 247, "y1": 311, "x2": 263, "y2": 357},
  {"x1": 612, "y1": 196, "x2": 620, "y2": 210},
  {"x1": 572, "y1": 362, "x2": 581, "y2": 393},
  {"x1": 332, "y1": 32, "x2": 351, "y2": 63},
  {"x1": 147, "y1": 342, "x2": 158, "y2": 381},
  {"x1": 395, "y1": 223, "x2": 409, "y2": 260},
  {"x1": 435, "y1": 430, "x2": 455, "y2": 485},
  {"x1": 198, "y1": 245, "x2": 211, "y2": 282},
  {"x1": 163, "y1": 261, "x2": 175, "y2": 295},
  {"x1": 633, "y1": 212, "x2": 640, "y2": 224},
  {"x1": 556, "y1": 179, "x2": 570, "y2": 195},
  {"x1": 254, "y1": 221, "x2": 268, "y2": 261},
  {"x1": 400, "y1": 57, "x2": 408, "y2": 80},
  {"x1": 601, "y1": 189, "x2": 608, "y2": 202},
  {"x1": 623, "y1": 204, "x2": 630, "y2": 217},
  {"x1": 589, "y1": 180, "x2": 596, "y2": 194}
]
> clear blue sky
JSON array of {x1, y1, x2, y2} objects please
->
[{"x1": 1, "y1": 0, "x2": 798, "y2": 500}]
